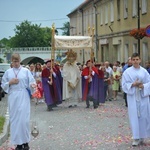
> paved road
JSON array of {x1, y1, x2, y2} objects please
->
[{"x1": 0, "y1": 93, "x2": 150, "y2": 150}]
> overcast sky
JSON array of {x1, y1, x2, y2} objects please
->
[{"x1": 0, "y1": 0, "x2": 84, "y2": 40}]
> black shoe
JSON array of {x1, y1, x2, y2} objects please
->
[
  {"x1": 94, "y1": 105, "x2": 98, "y2": 109},
  {"x1": 47, "y1": 105, "x2": 53, "y2": 111},
  {"x1": 23, "y1": 143, "x2": 30, "y2": 150},
  {"x1": 15, "y1": 148, "x2": 23, "y2": 150},
  {"x1": 68, "y1": 105, "x2": 73, "y2": 108},
  {"x1": 48, "y1": 108, "x2": 53, "y2": 111},
  {"x1": 52, "y1": 103, "x2": 58, "y2": 107},
  {"x1": 86, "y1": 105, "x2": 90, "y2": 108},
  {"x1": 23, "y1": 147, "x2": 30, "y2": 150},
  {"x1": 23, "y1": 144, "x2": 30, "y2": 150},
  {"x1": 15, "y1": 145, "x2": 23, "y2": 150},
  {"x1": 74, "y1": 104, "x2": 77, "y2": 107}
]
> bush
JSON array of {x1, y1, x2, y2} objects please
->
[{"x1": 0, "y1": 116, "x2": 5, "y2": 134}]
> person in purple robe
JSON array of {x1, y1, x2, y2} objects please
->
[
  {"x1": 41, "y1": 60, "x2": 62, "y2": 111},
  {"x1": 82, "y1": 60, "x2": 99, "y2": 109},
  {"x1": 95, "y1": 64, "x2": 105, "y2": 104},
  {"x1": 53, "y1": 63, "x2": 62, "y2": 105},
  {"x1": 54, "y1": 64, "x2": 63, "y2": 100}
]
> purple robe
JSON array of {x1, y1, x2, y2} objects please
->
[
  {"x1": 88, "y1": 73, "x2": 99, "y2": 100},
  {"x1": 82, "y1": 76, "x2": 86, "y2": 100},
  {"x1": 89, "y1": 73, "x2": 105, "y2": 103},
  {"x1": 53, "y1": 66, "x2": 62, "y2": 104},
  {"x1": 98, "y1": 78, "x2": 105, "y2": 103},
  {"x1": 41, "y1": 67, "x2": 62, "y2": 106},
  {"x1": 53, "y1": 75, "x2": 62, "y2": 104},
  {"x1": 41, "y1": 68, "x2": 54, "y2": 106}
]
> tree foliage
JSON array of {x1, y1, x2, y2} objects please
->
[
  {"x1": 0, "y1": 20, "x2": 70, "y2": 48},
  {"x1": 62, "y1": 22, "x2": 70, "y2": 36},
  {"x1": 10, "y1": 20, "x2": 52, "y2": 47},
  {"x1": 0, "y1": 38, "x2": 10, "y2": 48}
]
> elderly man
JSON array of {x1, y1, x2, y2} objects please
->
[
  {"x1": 62, "y1": 49, "x2": 82, "y2": 107},
  {"x1": 104, "y1": 61, "x2": 113, "y2": 101}
]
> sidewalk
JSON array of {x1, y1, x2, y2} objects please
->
[{"x1": 1, "y1": 93, "x2": 150, "y2": 150}]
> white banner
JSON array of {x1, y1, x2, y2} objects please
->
[{"x1": 54, "y1": 35, "x2": 92, "y2": 49}]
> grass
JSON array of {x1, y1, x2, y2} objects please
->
[{"x1": 0, "y1": 116, "x2": 5, "y2": 134}]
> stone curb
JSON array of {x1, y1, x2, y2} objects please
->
[{"x1": 0, "y1": 111, "x2": 10, "y2": 146}]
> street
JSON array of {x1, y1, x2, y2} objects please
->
[{"x1": 1, "y1": 93, "x2": 150, "y2": 150}]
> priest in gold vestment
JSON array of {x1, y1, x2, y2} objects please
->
[{"x1": 62, "y1": 49, "x2": 82, "y2": 107}]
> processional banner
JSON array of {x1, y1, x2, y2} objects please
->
[{"x1": 54, "y1": 35, "x2": 92, "y2": 49}]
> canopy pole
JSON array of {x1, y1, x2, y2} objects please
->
[
  {"x1": 88, "y1": 26, "x2": 95, "y2": 63},
  {"x1": 49, "y1": 23, "x2": 55, "y2": 85},
  {"x1": 88, "y1": 26, "x2": 95, "y2": 80}
]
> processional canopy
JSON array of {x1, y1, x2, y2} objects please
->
[{"x1": 54, "y1": 35, "x2": 92, "y2": 49}]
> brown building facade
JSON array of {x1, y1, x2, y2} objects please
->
[{"x1": 67, "y1": 0, "x2": 150, "y2": 65}]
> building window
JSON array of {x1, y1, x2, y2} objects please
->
[
  {"x1": 132, "y1": 0, "x2": 137, "y2": 17},
  {"x1": 101, "y1": 46, "x2": 104, "y2": 62},
  {"x1": 142, "y1": 0, "x2": 147, "y2": 14},
  {"x1": 105, "y1": 45, "x2": 109, "y2": 61},
  {"x1": 142, "y1": 42, "x2": 148, "y2": 63},
  {"x1": 124, "y1": 0, "x2": 128, "y2": 19},
  {"x1": 117, "y1": 0, "x2": 120, "y2": 20},
  {"x1": 124, "y1": 44, "x2": 129, "y2": 62},
  {"x1": 100, "y1": 7, "x2": 103, "y2": 25},
  {"x1": 133, "y1": 43, "x2": 137, "y2": 53},
  {"x1": 110, "y1": 0, "x2": 114, "y2": 22},
  {"x1": 105, "y1": 4, "x2": 108, "y2": 24},
  {"x1": 117, "y1": 45, "x2": 121, "y2": 61}
]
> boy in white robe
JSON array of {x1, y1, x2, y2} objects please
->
[
  {"x1": 122, "y1": 52, "x2": 150, "y2": 147},
  {"x1": 1, "y1": 53, "x2": 36, "y2": 150}
]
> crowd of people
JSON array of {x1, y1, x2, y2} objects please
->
[
  {"x1": 2, "y1": 51, "x2": 150, "y2": 149},
  {"x1": 26, "y1": 50, "x2": 125, "y2": 111}
]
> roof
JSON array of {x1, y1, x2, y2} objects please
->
[{"x1": 67, "y1": 0, "x2": 92, "y2": 17}]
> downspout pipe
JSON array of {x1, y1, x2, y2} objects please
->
[
  {"x1": 137, "y1": 0, "x2": 140, "y2": 55},
  {"x1": 81, "y1": 9, "x2": 85, "y2": 64},
  {"x1": 93, "y1": 3, "x2": 98, "y2": 63}
]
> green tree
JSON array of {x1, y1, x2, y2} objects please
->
[
  {"x1": 41, "y1": 27, "x2": 52, "y2": 46},
  {"x1": 62, "y1": 22, "x2": 70, "y2": 36},
  {"x1": 0, "y1": 21, "x2": 70, "y2": 48},
  {"x1": 11, "y1": 20, "x2": 52, "y2": 47},
  {"x1": 0, "y1": 58, "x2": 4, "y2": 63},
  {"x1": 0, "y1": 38, "x2": 10, "y2": 48}
]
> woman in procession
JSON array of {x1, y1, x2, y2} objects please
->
[{"x1": 34, "y1": 63, "x2": 44, "y2": 104}]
